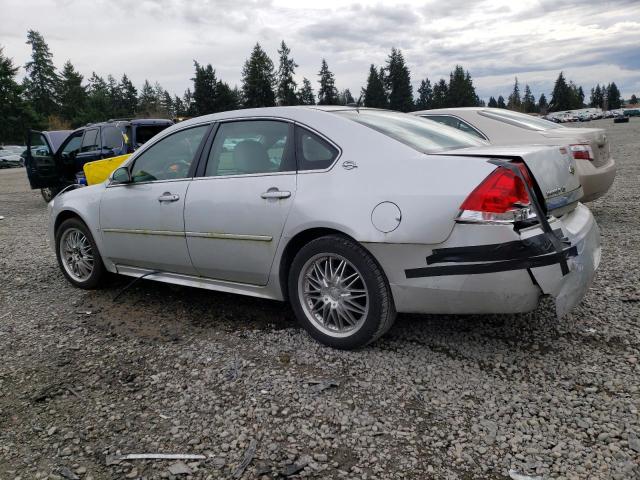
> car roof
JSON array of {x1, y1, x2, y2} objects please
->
[{"x1": 414, "y1": 107, "x2": 486, "y2": 115}]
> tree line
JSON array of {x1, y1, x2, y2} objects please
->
[{"x1": 0, "y1": 30, "x2": 636, "y2": 143}]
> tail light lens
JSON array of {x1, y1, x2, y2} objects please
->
[
  {"x1": 457, "y1": 163, "x2": 537, "y2": 224},
  {"x1": 569, "y1": 144, "x2": 594, "y2": 161}
]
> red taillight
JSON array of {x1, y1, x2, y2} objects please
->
[
  {"x1": 457, "y1": 163, "x2": 536, "y2": 223},
  {"x1": 569, "y1": 144, "x2": 594, "y2": 161}
]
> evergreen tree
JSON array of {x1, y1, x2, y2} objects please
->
[
  {"x1": 447, "y1": 65, "x2": 478, "y2": 107},
  {"x1": 606, "y1": 82, "x2": 621, "y2": 109},
  {"x1": 630, "y1": 94, "x2": 638, "y2": 105},
  {"x1": 537, "y1": 93, "x2": 548, "y2": 113},
  {"x1": 192, "y1": 61, "x2": 217, "y2": 115},
  {"x1": 317, "y1": 59, "x2": 338, "y2": 105},
  {"x1": 216, "y1": 81, "x2": 241, "y2": 112},
  {"x1": 487, "y1": 96, "x2": 498, "y2": 108},
  {"x1": 576, "y1": 86, "x2": 585, "y2": 107},
  {"x1": 160, "y1": 89, "x2": 174, "y2": 117},
  {"x1": 432, "y1": 79, "x2": 448, "y2": 108},
  {"x1": 385, "y1": 48, "x2": 413, "y2": 112},
  {"x1": 522, "y1": 84, "x2": 536, "y2": 113},
  {"x1": 0, "y1": 46, "x2": 37, "y2": 142},
  {"x1": 339, "y1": 89, "x2": 355, "y2": 105},
  {"x1": 507, "y1": 77, "x2": 522, "y2": 110},
  {"x1": 138, "y1": 80, "x2": 157, "y2": 116},
  {"x1": 362, "y1": 64, "x2": 387, "y2": 108},
  {"x1": 415, "y1": 78, "x2": 433, "y2": 110},
  {"x1": 276, "y1": 41, "x2": 297, "y2": 106},
  {"x1": 85, "y1": 72, "x2": 110, "y2": 122},
  {"x1": 57, "y1": 60, "x2": 86, "y2": 125},
  {"x1": 497, "y1": 95, "x2": 506, "y2": 108},
  {"x1": 106, "y1": 75, "x2": 122, "y2": 118},
  {"x1": 296, "y1": 77, "x2": 315, "y2": 105},
  {"x1": 183, "y1": 88, "x2": 196, "y2": 116},
  {"x1": 173, "y1": 95, "x2": 186, "y2": 117},
  {"x1": 241, "y1": 43, "x2": 276, "y2": 108},
  {"x1": 549, "y1": 72, "x2": 572, "y2": 111},
  {"x1": 119, "y1": 74, "x2": 138, "y2": 117},
  {"x1": 23, "y1": 30, "x2": 59, "y2": 120}
]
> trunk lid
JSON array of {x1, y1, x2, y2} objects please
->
[
  {"x1": 441, "y1": 144, "x2": 583, "y2": 215},
  {"x1": 540, "y1": 127, "x2": 609, "y2": 167}
]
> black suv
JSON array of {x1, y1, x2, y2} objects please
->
[{"x1": 26, "y1": 118, "x2": 173, "y2": 201}]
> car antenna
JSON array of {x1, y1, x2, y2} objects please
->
[{"x1": 346, "y1": 95, "x2": 363, "y2": 113}]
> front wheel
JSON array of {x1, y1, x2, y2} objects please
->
[
  {"x1": 288, "y1": 235, "x2": 396, "y2": 349},
  {"x1": 55, "y1": 218, "x2": 106, "y2": 289}
]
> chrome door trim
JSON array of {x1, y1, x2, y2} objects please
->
[{"x1": 102, "y1": 228, "x2": 272, "y2": 242}]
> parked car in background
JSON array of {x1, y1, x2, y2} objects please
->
[
  {"x1": 48, "y1": 106, "x2": 600, "y2": 349},
  {"x1": 0, "y1": 151, "x2": 23, "y2": 168},
  {"x1": 25, "y1": 119, "x2": 173, "y2": 201},
  {"x1": 414, "y1": 107, "x2": 616, "y2": 202}
]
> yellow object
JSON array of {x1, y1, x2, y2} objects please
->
[{"x1": 83, "y1": 154, "x2": 131, "y2": 185}]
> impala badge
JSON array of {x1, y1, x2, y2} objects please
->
[{"x1": 342, "y1": 160, "x2": 358, "y2": 170}]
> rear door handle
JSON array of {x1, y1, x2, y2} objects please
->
[
  {"x1": 158, "y1": 192, "x2": 180, "y2": 202},
  {"x1": 261, "y1": 189, "x2": 291, "y2": 199}
]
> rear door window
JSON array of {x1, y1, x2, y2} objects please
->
[
  {"x1": 80, "y1": 129, "x2": 100, "y2": 152},
  {"x1": 102, "y1": 126, "x2": 124, "y2": 151},
  {"x1": 295, "y1": 127, "x2": 339, "y2": 171},
  {"x1": 423, "y1": 115, "x2": 487, "y2": 140}
]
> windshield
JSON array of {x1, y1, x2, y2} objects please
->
[
  {"x1": 333, "y1": 109, "x2": 486, "y2": 153},
  {"x1": 478, "y1": 109, "x2": 562, "y2": 131}
]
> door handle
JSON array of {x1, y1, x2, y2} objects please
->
[
  {"x1": 158, "y1": 192, "x2": 180, "y2": 202},
  {"x1": 261, "y1": 189, "x2": 291, "y2": 199}
]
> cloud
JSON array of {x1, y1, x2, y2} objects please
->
[{"x1": 1, "y1": 0, "x2": 639, "y2": 102}]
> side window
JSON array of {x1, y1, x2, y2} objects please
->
[
  {"x1": 296, "y1": 127, "x2": 338, "y2": 171},
  {"x1": 205, "y1": 120, "x2": 292, "y2": 177},
  {"x1": 80, "y1": 129, "x2": 99, "y2": 152},
  {"x1": 455, "y1": 119, "x2": 486, "y2": 140},
  {"x1": 130, "y1": 125, "x2": 208, "y2": 183},
  {"x1": 102, "y1": 126, "x2": 124, "y2": 151},
  {"x1": 424, "y1": 115, "x2": 458, "y2": 129},
  {"x1": 60, "y1": 132, "x2": 83, "y2": 159}
]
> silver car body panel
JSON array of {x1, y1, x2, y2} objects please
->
[{"x1": 48, "y1": 106, "x2": 601, "y2": 316}]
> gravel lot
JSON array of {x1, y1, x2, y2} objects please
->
[{"x1": 1, "y1": 118, "x2": 639, "y2": 480}]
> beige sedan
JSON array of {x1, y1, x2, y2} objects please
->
[{"x1": 414, "y1": 107, "x2": 616, "y2": 202}]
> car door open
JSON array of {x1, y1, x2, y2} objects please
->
[{"x1": 185, "y1": 120, "x2": 297, "y2": 285}]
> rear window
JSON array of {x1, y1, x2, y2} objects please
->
[
  {"x1": 333, "y1": 110, "x2": 485, "y2": 153},
  {"x1": 134, "y1": 125, "x2": 171, "y2": 148},
  {"x1": 478, "y1": 109, "x2": 562, "y2": 131}
]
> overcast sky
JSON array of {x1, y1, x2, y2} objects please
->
[{"x1": 2, "y1": 0, "x2": 639, "y2": 102}]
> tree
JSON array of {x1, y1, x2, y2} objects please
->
[
  {"x1": 84, "y1": 72, "x2": 110, "y2": 122},
  {"x1": 192, "y1": 61, "x2": 217, "y2": 115},
  {"x1": 538, "y1": 93, "x2": 548, "y2": 113},
  {"x1": 276, "y1": 41, "x2": 297, "y2": 106},
  {"x1": 317, "y1": 59, "x2": 338, "y2": 105},
  {"x1": 119, "y1": 74, "x2": 138, "y2": 117},
  {"x1": 296, "y1": 77, "x2": 315, "y2": 105},
  {"x1": 487, "y1": 96, "x2": 498, "y2": 108},
  {"x1": 415, "y1": 78, "x2": 433, "y2": 110},
  {"x1": 607, "y1": 82, "x2": 621, "y2": 109},
  {"x1": 507, "y1": 77, "x2": 521, "y2": 110},
  {"x1": 432, "y1": 79, "x2": 448, "y2": 108},
  {"x1": 362, "y1": 64, "x2": 387, "y2": 108},
  {"x1": 576, "y1": 86, "x2": 585, "y2": 107},
  {"x1": 385, "y1": 48, "x2": 413, "y2": 111},
  {"x1": 174, "y1": 95, "x2": 186, "y2": 117},
  {"x1": 0, "y1": 46, "x2": 37, "y2": 142},
  {"x1": 590, "y1": 84, "x2": 603, "y2": 109},
  {"x1": 138, "y1": 80, "x2": 158, "y2": 116},
  {"x1": 497, "y1": 95, "x2": 506, "y2": 108},
  {"x1": 630, "y1": 94, "x2": 638, "y2": 105},
  {"x1": 522, "y1": 84, "x2": 536, "y2": 113},
  {"x1": 241, "y1": 43, "x2": 276, "y2": 108},
  {"x1": 23, "y1": 30, "x2": 59, "y2": 121},
  {"x1": 549, "y1": 72, "x2": 572, "y2": 111},
  {"x1": 339, "y1": 89, "x2": 355, "y2": 105},
  {"x1": 183, "y1": 88, "x2": 195, "y2": 116},
  {"x1": 216, "y1": 81, "x2": 241, "y2": 112},
  {"x1": 448, "y1": 65, "x2": 478, "y2": 107},
  {"x1": 57, "y1": 60, "x2": 86, "y2": 125}
]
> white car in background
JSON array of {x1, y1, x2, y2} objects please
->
[
  {"x1": 414, "y1": 107, "x2": 616, "y2": 202},
  {"x1": 47, "y1": 107, "x2": 600, "y2": 349}
]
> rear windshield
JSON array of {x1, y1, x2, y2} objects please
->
[
  {"x1": 333, "y1": 109, "x2": 486, "y2": 153},
  {"x1": 134, "y1": 125, "x2": 171, "y2": 148},
  {"x1": 478, "y1": 109, "x2": 562, "y2": 131}
]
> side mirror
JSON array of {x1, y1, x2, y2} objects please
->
[{"x1": 111, "y1": 166, "x2": 132, "y2": 184}]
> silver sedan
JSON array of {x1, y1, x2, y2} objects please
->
[{"x1": 47, "y1": 107, "x2": 601, "y2": 349}]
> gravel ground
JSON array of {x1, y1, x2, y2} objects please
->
[{"x1": 1, "y1": 118, "x2": 639, "y2": 480}]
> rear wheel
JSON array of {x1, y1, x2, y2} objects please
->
[
  {"x1": 288, "y1": 235, "x2": 395, "y2": 349},
  {"x1": 55, "y1": 218, "x2": 106, "y2": 289}
]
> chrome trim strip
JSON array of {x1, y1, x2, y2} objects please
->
[
  {"x1": 102, "y1": 228, "x2": 272, "y2": 242},
  {"x1": 186, "y1": 231, "x2": 272, "y2": 242}
]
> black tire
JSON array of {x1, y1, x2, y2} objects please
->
[
  {"x1": 41, "y1": 187, "x2": 61, "y2": 202},
  {"x1": 288, "y1": 235, "x2": 396, "y2": 349},
  {"x1": 55, "y1": 218, "x2": 106, "y2": 289}
]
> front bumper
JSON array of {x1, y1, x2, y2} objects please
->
[{"x1": 365, "y1": 203, "x2": 600, "y2": 317}]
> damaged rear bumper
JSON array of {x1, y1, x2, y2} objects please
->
[{"x1": 365, "y1": 204, "x2": 600, "y2": 317}]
